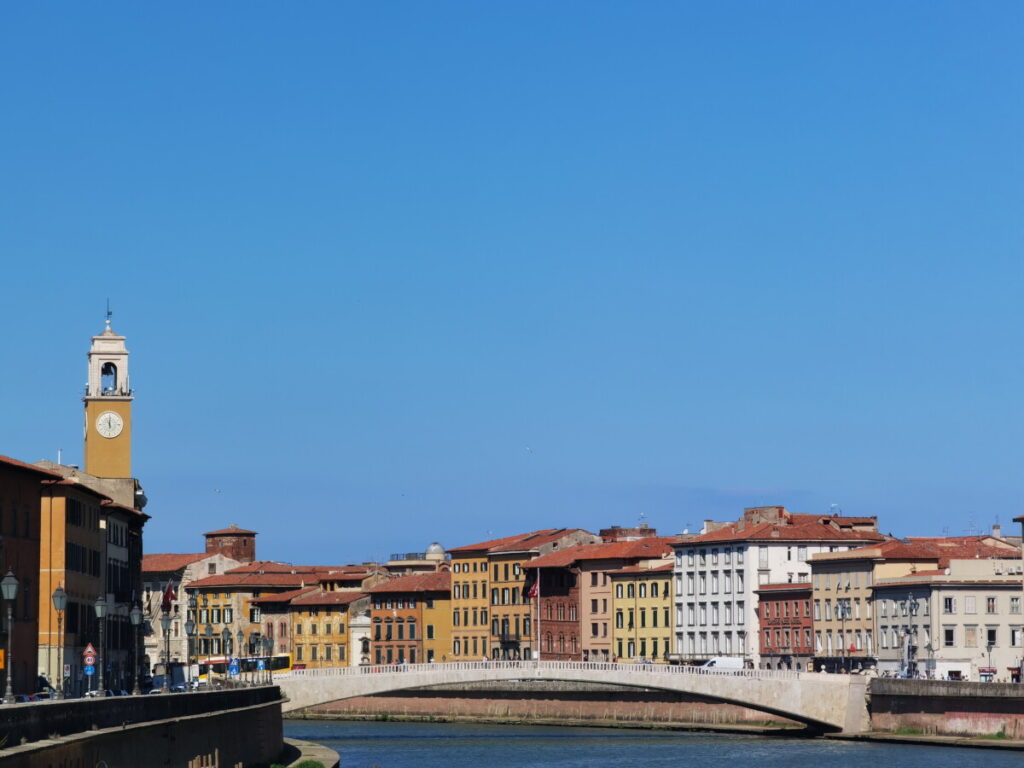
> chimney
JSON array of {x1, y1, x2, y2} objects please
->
[{"x1": 992, "y1": 523, "x2": 1002, "y2": 539}]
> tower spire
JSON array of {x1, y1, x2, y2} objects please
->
[{"x1": 105, "y1": 299, "x2": 112, "y2": 331}]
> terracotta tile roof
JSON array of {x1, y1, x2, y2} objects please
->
[
  {"x1": 449, "y1": 529, "x2": 580, "y2": 554},
  {"x1": 755, "y1": 582, "x2": 813, "y2": 592},
  {"x1": 680, "y1": 518, "x2": 885, "y2": 546},
  {"x1": 186, "y1": 572, "x2": 316, "y2": 590},
  {"x1": 369, "y1": 572, "x2": 451, "y2": 594},
  {"x1": 528, "y1": 538, "x2": 677, "y2": 569},
  {"x1": 142, "y1": 553, "x2": 208, "y2": 573},
  {"x1": 101, "y1": 499, "x2": 149, "y2": 519},
  {"x1": 224, "y1": 561, "x2": 361, "y2": 575},
  {"x1": 290, "y1": 590, "x2": 368, "y2": 607},
  {"x1": 204, "y1": 526, "x2": 257, "y2": 536},
  {"x1": 811, "y1": 539, "x2": 1020, "y2": 563},
  {"x1": 0, "y1": 455, "x2": 65, "y2": 480},
  {"x1": 607, "y1": 563, "x2": 675, "y2": 575},
  {"x1": 251, "y1": 587, "x2": 320, "y2": 605},
  {"x1": 489, "y1": 529, "x2": 595, "y2": 554}
]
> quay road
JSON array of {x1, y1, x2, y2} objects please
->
[{"x1": 278, "y1": 660, "x2": 869, "y2": 733}]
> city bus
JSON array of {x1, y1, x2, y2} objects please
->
[{"x1": 196, "y1": 653, "x2": 293, "y2": 685}]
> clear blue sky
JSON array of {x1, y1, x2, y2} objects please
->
[{"x1": 2, "y1": 2, "x2": 1021, "y2": 564}]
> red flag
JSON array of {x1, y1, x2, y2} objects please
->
[
  {"x1": 527, "y1": 582, "x2": 539, "y2": 599},
  {"x1": 160, "y1": 582, "x2": 177, "y2": 613}
]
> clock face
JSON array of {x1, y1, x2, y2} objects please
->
[{"x1": 95, "y1": 411, "x2": 124, "y2": 439}]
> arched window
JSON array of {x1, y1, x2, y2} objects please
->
[{"x1": 101, "y1": 362, "x2": 118, "y2": 394}]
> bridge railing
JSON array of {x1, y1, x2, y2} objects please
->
[{"x1": 284, "y1": 660, "x2": 811, "y2": 681}]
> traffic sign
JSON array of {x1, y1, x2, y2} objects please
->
[
  {"x1": 84, "y1": 653, "x2": 96, "y2": 666},
  {"x1": 83, "y1": 644, "x2": 96, "y2": 655},
  {"x1": 84, "y1": 665, "x2": 95, "y2": 676},
  {"x1": 256, "y1": 659, "x2": 265, "y2": 671},
  {"x1": 228, "y1": 661, "x2": 240, "y2": 676}
]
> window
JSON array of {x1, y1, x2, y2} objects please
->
[
  {"x1": 427, "y1": 624, "x2": 434, "y2": 639},
  {"x1": 986, "y1": 596, "x2": 997, "y2": 614},
  {"x1": 797, "y1": 546, "x2": 807, "y2": 561},
  {"x1": 943, "y1": 627, "x2": 955, "y2": 647},
  {"x1": 1012, "y1": 597, "x2": 1022, "y2": 615},
  {"x1": 943, "y1": 597, "x2": 956, "y2": 614},
  {"x1": 987, "y1": 627, "x2": 998, "y2": 647},
  {"x1": 964, "y1": 596, "x2": 977, "y2": 614},
  {"x1": 639, "y1": 583, "x2": 647, "y2": 599},
  {"x1": 615, "y1": 584, "x2": 623, "y2": 599}
]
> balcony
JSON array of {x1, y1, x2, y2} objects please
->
[{"x1": 496, "y1": 632, "x2": 522, "y2": 643}]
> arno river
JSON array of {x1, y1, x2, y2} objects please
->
[{"x1": 284, "y1": 720, "x2": 1021, "y2": 767}]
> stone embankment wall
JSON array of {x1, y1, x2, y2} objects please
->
[
  {"x1": 0, "y1": 687, "x2": 283, "y2": 768},
  {"x1": 301, "y1": 681, "x2": 799, "y2": 730},
  {"x1": 868, "y1": 679, "x2": 1024, "y2": 739}
]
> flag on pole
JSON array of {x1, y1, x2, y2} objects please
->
[
  {"x1": 527, "y1": 582, "x2": 539, "y2": 599},
  {"x1": 160, "y1": 581, "x2": 177, "y2": 613}
]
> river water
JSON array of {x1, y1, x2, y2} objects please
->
[{"x1": 283, "y1": 720, "x2": 1019, "y2": 768}]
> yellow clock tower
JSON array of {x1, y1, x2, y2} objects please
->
[{"x1": 83, "y1": 313, "x2": 133, "y2": 478}]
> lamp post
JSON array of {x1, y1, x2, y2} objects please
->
[
  {"x1": 129, "y1": 605, "x2": 143, "y2": 695},
  {"x1": 837, "y1": 598, "x2": 850, "y2": 673},
  {"x1": 204, "y1": 624, "x2": 213, "y2": 683},
  {"x1": 222, "y1": 628, "x2": 231, "y2": 659},
  {"x1": 262, "y1": 636, "x2": 274, "y2": 684},
  {"x1": 1, "y1": 572, "x2": 19, "y2": 704},
  {"x1": 235, "y1": 630, "x2": 245, "y2": 683},
  {"x1": 185, "y1": 619, "x2": 196, "y2": 690},
  {"x1": 94, "y1": 596, "x2": 108, "y2": 697},
  {"x1": 51, "y1": 586, "x2": 67, "y2": 699},
  {"x1": 160, "y1": 613, "x2": 171, "y2": 692}
]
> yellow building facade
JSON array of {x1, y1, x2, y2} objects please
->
[{"x1": 609, "y1": 563, "x2": 674, "y2": 663}]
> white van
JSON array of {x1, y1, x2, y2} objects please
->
[{"x1": 700, "y1": 657, "x2": 745, "y2": 671}]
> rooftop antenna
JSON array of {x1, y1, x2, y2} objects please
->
[
  {"x1": 638, "y1": 511, "x2": 648, "y2": 528},
  {"x1": 105, "y1": 299, "x2": 113, "y2": 330},
  {"x1": 965, "y1": 512, "x2": 978, "y2": 537}
]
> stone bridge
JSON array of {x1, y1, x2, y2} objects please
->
[{"x1": 278, "y1": 661, "x2": 869, "y2": 733}]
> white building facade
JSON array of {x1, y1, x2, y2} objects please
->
[{"x1": 672, "y1": 506, "x2": 884, "y2": 665}]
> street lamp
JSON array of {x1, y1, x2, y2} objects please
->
[
  {"x1": 51, "y1": 586, "x2": 67, "y2": 699},
  {"x1": 94, "y1": 596, "x2": 108, "y2": 697},
  {"x1": 262, "y1": 636, "x2": 274, "y2": 684},
  {"x1": 160, "y1": 613, "x2": 172, "y2": 692},
  {"x1": 129, "y1": 605, "x2": 143, "y2": 695},
  {"x1": 1, "y1": 572, "x2": 19, "y2": 704},
  {"x1": 235, "y1": 630, "x2": 245, "y2": 683},
  {"x1": 222, "y1": 628, "x2": 231, "y2": 657},
  {"x1": 185, "y1": 619, "x2": 196, "y2": 689}
]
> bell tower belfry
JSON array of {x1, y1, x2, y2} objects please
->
[{"x1": 83, "y1": 310, "x2": 133, "y2": 478}]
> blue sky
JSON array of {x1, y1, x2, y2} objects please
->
[{"x1": 2, "y1": 2, "x2": 1021, "y2": 563}]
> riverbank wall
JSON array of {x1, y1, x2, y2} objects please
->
[
  {"x1": 868, "y1": 678, "x2": 1024, "y2": 740},
  {"x1": 299, "y1": 681, "x2": 801, "y2": 730},
  {"x1": 0, "y1": 687, "x2": 284, "y2": 768}
]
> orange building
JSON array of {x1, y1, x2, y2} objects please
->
[{"x1": 368, "y1": 572, "x2": 451, "y2": 664}]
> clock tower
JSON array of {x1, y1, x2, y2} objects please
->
[{"x1": 83, "y1": 313, "x2": 133, "y2": 478}]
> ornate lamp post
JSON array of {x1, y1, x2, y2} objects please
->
[
  {"x1": 235, "y1": 630, "x2": 245, "y2": 683},
  {"x1": 129, "y1": 604, "x2": 143, "y2": 695},
  {"x1": 160, "y1": 613, "x2": 172, "y2": 692},
  {"x1": 94, "y1": 596, "x2": 108, "y2": 697},
  {"x1": 203, "y1": 624, "x2": 214, "y2": 681},
  {"x1": 222, "y1": 628, "x2": 231, "y2": 658},
  {"x1": 51, "y1": 586, "x2": 67, "y2": 699},
  {"x1": 262, "y1": 635, "x2": 273, "y2": 684},
  {"x1": 185, "y1": 619, "x2": 196, "y2": 690},
  {"x1": 1, "y1": 572, "x2": 19, "y2": 704}
]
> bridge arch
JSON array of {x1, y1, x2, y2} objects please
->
[{"x1": 277, "y1": 660, "x2": 867, "y2": 733}]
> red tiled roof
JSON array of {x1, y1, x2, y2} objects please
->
[
  {"x1": 0, "y1": 455, "x2": 65, "y2": 480},
  {"x1": 205, "y1": 526, "x2": 257, "y2": 536},
  {"x1": 812, "y1": 539, "x2": 1020, "y2": 563},
  {"x1": 186, "y1": 572, "x2": 315, "y2": 589},
  {"x1": 529, "y1": 538, "x2": 677, "y2": 569},
  {"x1": 449, "y1": 529, "x2": 574, "y2": 554},
  {"x1": 489, "y1": 529, "x2": 595, "y2": 553},
  {"x1": 607, "y1": 563, "x2": 675, "y2": 575},
  {"x1": 682, "y1": 518, "x2": 885, "y2": 545},
  {"x1": 755, "y1": 582, "x2": 813, "y2": 592},
  {"x1": 224, "y1": 561, "x2": 360, "y2": 575},
  {"x1": 369, "y1": 572, "x2": 451, "y2": 594},
  {"x1": 251, "y1": 586, "x2": 320, "y2": 605},
  {"x1": 101, "y1": 498, "x2": 149, "y2": 519},
  {"x1": 290, "y1": 590, "x2": 368, "y2": 607},
  {"x1": 142, "y1": 553, "x2": 208, "y2": 573}
]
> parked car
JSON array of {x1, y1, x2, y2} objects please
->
[{"x1": 14, "y1": 694, "x2": 37, "y2": 703}]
